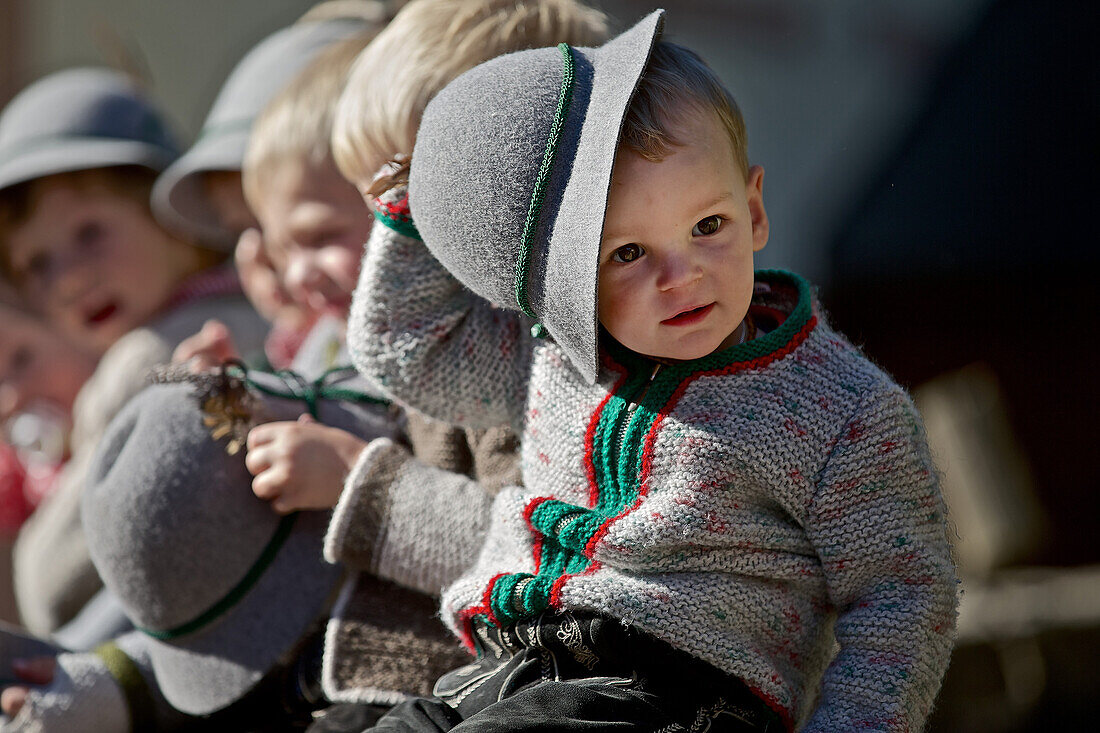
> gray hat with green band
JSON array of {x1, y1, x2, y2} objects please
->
[
  {"x1": 151, "y1": 18, "x2": 367, "y2": 248},
  {"x1": 409, "y1": 9, "x2": 664, "y2": 384},
  {"x1": 81, "y1": 368, "x2": 396, "y2": 715},
  {"x1": 0, "y1": 68, "x2": 179, "y2": 195}
]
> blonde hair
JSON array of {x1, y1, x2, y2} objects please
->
[
  {"x1": 622, "y1": 42, "x2": 749, "y2": 179},
  {"x1": 296, "y1": 0, "x2": 401, "y2": 25},
  {"x1": 332, "y1": 0, "x2": 608, "y2": 188},
  {"x1": 242, "y1": 30, "x2": 381, "y2": 209}
]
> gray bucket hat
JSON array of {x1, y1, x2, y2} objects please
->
[
  {"x1": 409, "y1": 10, "x2": 665, "y2": 384},
  {"x1": 0, "y1": 68, "x2": 179, "y2": 195},
  {"x1": 151, "y1": 18, "x2": 367, "y2": 248},
  {"x1": 82, "y1": 369, "x2": 397, "y2": 714}
]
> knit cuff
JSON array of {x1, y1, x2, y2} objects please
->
[
  {"x1": 371, "y1": 187, "x2": 419, "y2": 240},
  {"x1": 5, "y1": 651, "x2": 129, "y2": 732},
  {"x1": 324, "y1": 437, "x2": 412, "y2": 570},
  {"x1": 321, "y1": 572, "x2": 471, "y2": 705}
]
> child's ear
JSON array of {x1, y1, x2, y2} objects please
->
[{"x1": 746, "y1": 165, "x2": 769, "y2": 252}]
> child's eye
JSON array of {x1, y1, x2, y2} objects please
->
[
  {"x1": 692, "y1": 215, "x2": 723, "y2": 237},
  {"x1": 11, "y1": 345, "x2": 33, "y2": 374},
  {"x1": 611, "y1": 243, "x2": 644, "y2": 264},
  {"x1": 75, "y1": 222, "x2": 103, "y2": 249},
  {"x1": 24, "y1": 252, "x2": 52, "y2": 280}
]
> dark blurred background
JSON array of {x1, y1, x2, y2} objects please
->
[{"x1": 2, "y1": 1, "x2": 1097, "y2": 729}]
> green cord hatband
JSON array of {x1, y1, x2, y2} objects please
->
[
  {"x1": 135, "y1": 512, "x2": 298, "y2": 640},
  {"x1": 135, "y1": 365, "x2": 383, "y2": 641},
  {"x1": 515, "y1": 43, "x2": 576, "y2": 338}
]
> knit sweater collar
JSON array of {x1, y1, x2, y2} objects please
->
[{"x1": 600, "y1": 269, "x2": 816, "y2": 382}]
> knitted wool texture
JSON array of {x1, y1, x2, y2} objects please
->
[
  {"x1": 348, "y1": 198, "x2": 958, "y2": 732},
  {"x1": 5, "y1": 630, "x2": 192, "y2": 733}
]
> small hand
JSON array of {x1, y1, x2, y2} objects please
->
[
  {"x1": 171, "y1": 319, "x2": 241, "y2": 372},
  {"x1": 244, "y1": 415, "x2": 367, "y2": 514},
  {"x1": 1, "y1": 656, "x2": 56, "y2": 717},
  {"x1": 235, "y1": 228, "x2": 298, "y2": 323}
]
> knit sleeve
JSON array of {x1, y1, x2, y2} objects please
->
[
  {"x1": 324, "y1": 437, "x2": 496, "y2": 596},
  {"x1": 801, "y1": 381, "x2": 957, "y2": 733},
  {"x1": 347, "y1": 190, "x2": 534, "y2": 431},
  {"x1": 2, "y1": 631, "x2": 192, "y2": 733},
  {"x1": 12, "y1": 330, "x2": 172, "y2": 636}
]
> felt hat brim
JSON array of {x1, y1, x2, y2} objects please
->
[
  {"x1": 0, "y1": 137, "x2": 176, "y2": 194},
  {"x1": 150, "y1": 17, "x2": 369, "y2": 250},
  {"x1": 147, "y1": 508, "x2": 340, "y2": 715},
  {"x1": 151, "y1": 129, "x2": 248, "y2": 250}
]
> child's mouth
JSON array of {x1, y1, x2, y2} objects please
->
[
  {"x1": 85, "y1": 302, "x2": 119, "y2": 327},
  {"x1": 662, "y1": 303, "x2": 714, "y2": 326}
]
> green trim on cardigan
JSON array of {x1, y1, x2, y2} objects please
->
[
  {"x1": 485, "y1": 269, "x2": 817, "y2": 623},
  {"x1": 373, "y1": 206, "x2": 421, "y2": 240}
]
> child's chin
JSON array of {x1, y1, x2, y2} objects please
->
[{"x1": 639, "y1": 342, "x2": 720, "y2": 363}]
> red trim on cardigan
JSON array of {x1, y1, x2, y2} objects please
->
[
  {"x1": 457, "y1": 571, "x2": 510, "y2": 650},
  {"x1": 523, "y1": 497, "x2": 555, "y2": 572},
  {"x1": 583, "y1": 366, "x2": 628, "y2": 509},
  {"x1": 550, "y1": 560, "x2": 602, "y2": 609}
]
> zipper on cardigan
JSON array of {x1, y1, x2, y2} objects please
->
[{"x1": 610, "y1": 362, "x2": 662, "y2": 476}]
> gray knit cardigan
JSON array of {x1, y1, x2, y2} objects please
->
[{"x1": 346, "y1": 202, "x2": 958, "y2": 732}]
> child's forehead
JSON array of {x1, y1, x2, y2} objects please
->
[{"x1": 10, "y1": 178, "x2": 135, "y2": 235}]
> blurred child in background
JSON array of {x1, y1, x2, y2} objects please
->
[
  {"x1": 0, "y1": 0, "x2": 604, "y2": 725},
  {"x1": 0, "y1": 67, "x2": 268, "y2": 640},
  {"x1": 0, "y1": 295, "x2": 95, "y2": 535},
  {"x1": 153, "y1": 3, "x2": 385, "y2": 370},
  {"x1": 3, "y1": 2, "x2": 389, "y2": 645}
]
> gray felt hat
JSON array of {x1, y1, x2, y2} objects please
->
[
  {"x1": 409, "y1": 10, "x2": 665, "y2": 384},
  {"x1": 151, "y1": 18, "x2": 367, "y2": 248},
  {"x1": 0, "y1": 68, "x2": 179, "y2": 195},
  {"x1": 82, "y1": 369, "x2": 396, "y2": 714}
]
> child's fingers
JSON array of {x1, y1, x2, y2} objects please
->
[
  {"x1": 200, "y1": 319, "x2": 229, "y2": 342},
  {"x1": 246, "y1": 422, "x2": 284, "y2": 450},
  {"x1": 1, "y1": 685, "x2": 29, "y2": 717},
  {"x1": 171, "y1": 320, "x2": 237, "y2": 371},
  {"x1": 269, "y1": 495, "x2": 298, "y2": 515},
  {"x1": 234, "y1": 228, "x2": 264, "y2": 268},
  {"x1": 251, "y1": 466, "x2": 288, "y2": 502},
  {"x1": 11, "y1": 656, "x2": 55, "y2": 685},
  {"x1": 171, "y1": 331, "x2": 207, "y2": 366},
  {"x1": 243, "y1": 445, "x2": 272, "y2": 476}
]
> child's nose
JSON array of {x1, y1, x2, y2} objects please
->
[
  {"x1": 50, "y1": 251, "x2": 98, "y2": 302},
  {"x1": 283, "y1": 255, "x2": 318, "y2": 300},
  {"x1": 283, "y1": 252, "x2": 333, "y2": 307},
  {"x1": 655, "y1": 249, "x2": 702, "y2": 292}
]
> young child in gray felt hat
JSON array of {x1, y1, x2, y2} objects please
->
[
  {"x1": 152, "y1": 2, "x2": 401, "y2": 376},
  {"x1": 345, "y1": 8, "x2": 959, "y2": 732},
  {"x1": 0, "y1": 67, "x2": 270, "y2": 641},
  {"x1": 151, "y1": 1, "x2": 393, "y2": 248}
]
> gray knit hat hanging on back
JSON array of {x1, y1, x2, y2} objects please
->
[
  {"x1": 409, "y1": 9, "x2": 665, "y2": 384},
  {"x1": 0, "y1": 67, "x2": 179, "y2": 195},
  {"x1": 151, "y1": 17, "x2": 367, "y2": 248}
]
